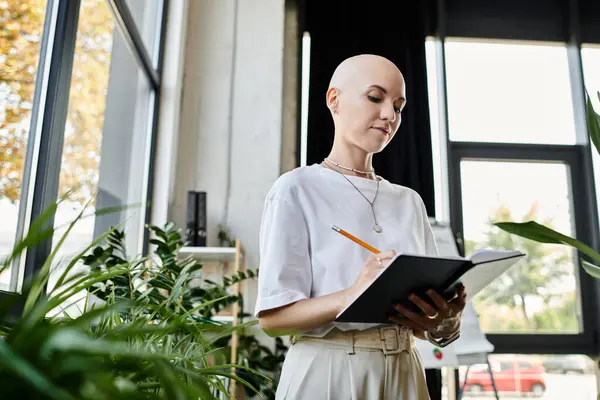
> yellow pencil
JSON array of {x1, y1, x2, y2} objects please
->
[{"x1": 331, "y1": 225, "x2": 381, "y2": 254}]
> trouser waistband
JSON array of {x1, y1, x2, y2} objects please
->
[{"x1": 291, "y1": 326, "x2": 414, "y2": 355}]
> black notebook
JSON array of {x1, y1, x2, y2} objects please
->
[{"x1": 335, "y1": 250, "x2": 525, "y2": 324}]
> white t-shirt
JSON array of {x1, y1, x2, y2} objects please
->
[{"x1": 253, "y1": 163, "x2": 439, "y2": 337}]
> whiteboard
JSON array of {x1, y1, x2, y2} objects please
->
[{"x1": 415, "y1": 220, "x2": 494, "y2": 368}]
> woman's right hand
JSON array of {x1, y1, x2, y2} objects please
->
[
  {"x1": 260, "y1": 250, "x2": 398, "y2": 335},
  {"x1": 346, "y1": 250, "x2": 397, "y2": 301}
]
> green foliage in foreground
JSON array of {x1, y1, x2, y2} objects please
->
[{"x1": 0, "y1": 200, "x2": 267, "y2": 399}]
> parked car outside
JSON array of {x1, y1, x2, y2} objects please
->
[
  {"x1": 542, "y1": 355, "x2": 594, "y2": 375},
  {"x1": 461, "y1": 356, "x2": 546, "y2": 397}
]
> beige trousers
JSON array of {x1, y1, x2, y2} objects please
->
[{"x1": 275, "y1": 326, "x2": 430, "y2": 400}]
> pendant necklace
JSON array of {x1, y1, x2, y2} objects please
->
[{"x1": 323, "y1": 158, "x2": 382, "y2": 233}]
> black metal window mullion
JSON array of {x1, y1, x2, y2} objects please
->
[
  {"x1": 142, "y1": 0, "x2": 169, "y2": 255},
  {"x1": 571, "y1": 144, "x2": 600, "y2": 354},
  {"x1": 22, "y1": 0, "x2": 82, "y2": 285},
  {"x1": 431, "y1": 3, "x2": 452, "y2": 399}
]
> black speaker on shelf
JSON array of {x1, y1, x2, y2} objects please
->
[{"x1": 186, "y1": 191, "x2": 207, "y2": 246}]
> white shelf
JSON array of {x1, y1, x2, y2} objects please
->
[{"x1": 179, "y1": 246, "x2": 237, "y2": 261}]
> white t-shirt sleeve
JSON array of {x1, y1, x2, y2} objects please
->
[{"x1": 254, "y1": 195, "x2": 312, "y2": 317}]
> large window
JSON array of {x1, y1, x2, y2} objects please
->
[
  {"x1": 429, "y1": 35, "x2": 600, "y2": 400},
  {"x1": 426, "y1": 3, "x2": 600, "y2": 398},
  {"x1": 50, "y1": 0, "x2": 156, "y2": 295},
  {"x1": 0, "y1": 0, "x2": 166, "y2": 298},
  {"x1": 432, "y1": 37, "x2": 600, "y2": 357}
]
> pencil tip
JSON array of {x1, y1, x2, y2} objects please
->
[{"x1": 331, "y1": 225, "x2": 340, "y2": 232}]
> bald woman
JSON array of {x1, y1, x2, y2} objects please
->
[{"x1": 254, "y1": 54, "x2": 466, "y2": 399}]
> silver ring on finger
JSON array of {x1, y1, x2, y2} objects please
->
[{"x1": 376, "y1": 257, "x2": 382, "y2": 266}]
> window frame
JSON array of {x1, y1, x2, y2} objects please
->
[
  {"x1": 429, "y1": 0, "x2": 600, "y2": 358},
  {"x1": 449, "y1": 142, "x2": 600, "y2": 354},
  {"x1": 0, "y1": 0, "x2": 169, "y2": 312}
]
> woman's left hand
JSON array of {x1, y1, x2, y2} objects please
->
[{"x1": 389, "y1": 284, "x2": 467, "y2": 338}]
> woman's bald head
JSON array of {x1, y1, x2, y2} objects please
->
[
  {"x1": 328, "y1": 54, "x2": 405, "y2": 94},
  {"x1": 325, "y1": 54, "x2": 406, "y2": 154}
]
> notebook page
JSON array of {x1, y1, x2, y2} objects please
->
[
  {"x1": 467, "y1": 249, "x2": 524, "y2": 265},
  {"x1": 461, "y1": 255, "x2": 525, "y2": 300}
]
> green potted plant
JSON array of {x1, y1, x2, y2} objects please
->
[{"x1": 0, "y1": 202, "x2": 268, "y2": 399}]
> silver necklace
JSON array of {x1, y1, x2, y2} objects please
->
[
  {"x1": 323, "y1": 159, "x2": 382, "y2": 233},
  {"x1": 324, "y1": 158, "x2": 374, "y2": 175}
]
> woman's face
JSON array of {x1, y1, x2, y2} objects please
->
[{"x1": 328, "y1": 59, "x2": 406, "y2": 154}]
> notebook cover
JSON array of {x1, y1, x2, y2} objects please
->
[
  {"x1": 335, "y1": 254, "x2": 470, "y2": 324},
  {"x1": 335, "y1": 252, "x2": 524, "y2": 324}
]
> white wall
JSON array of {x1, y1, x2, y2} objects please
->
[{"x1": 168, "y1": 0, "x2": 288, "y2": 314}]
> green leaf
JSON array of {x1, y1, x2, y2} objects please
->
[
  {"x1": 199, "y1": 370, "x2": 265, "y2": 399},
  {"x1": 581, "y1": 260, "x2": 600, "y2": 281},
  {"x1": 1, "y1": 228, "x2": 54, "y2": 275},
  {"x1": 179, "y1": 294, "x2": 235, "y2": 321},
  {"x1": 195, "y1": 363, "x2": 271, "y2": 381},
  {"x1": 0, "y1": 291, "x2": 24, "y2": 324},
  {"x1": 208, "y1": 320, "x2": 258, "y2": 344},
  {"x1": 20, "y1": 266, "x2": 132, "y2": 330},
  {"x1": 174, "y1": 371, "x2": 219, "y2": 400},
  {"x1": 102, "y1": 324, "x2": 179, "y2": 340},
  {"x1": 65, "y1": 300, "x2": 132, "y2": 328},
  {"x1": 191, "y1": 380, "x2": 219, "y2": 400},
  {"x1": 2, "y1": 201, "x2": 60, "y2": 270},
  {"x1": 191, "y1": 315, "x2": 222, "y2": 325},
  {"x1": 40, "y1": 328, "x2": 124, "y2": 359},
  {"x1": 587, "y1": 92, "x2": 600, "y2": 156},
  {"x1": 23, "y1": 199, "x2": 96, "y2": 315},
  {"x1": 169, "y1": 266, "x2": 192, "y2": 305},
  {"x1": 147, "y1": 225, "x2": 170, "y2": 242},
  {"x1": 0, "y1": 339, "x2": 75, "y2": 400},
  {"x1": 54, "y1": 220, "x2": 130, "y2": 290},
  {"x1": 136, "y1": 287, "x2": 155, "y2": 303},
  {"x1": 149, "y1": 273, "x2": 175, "y2": 291},
  {"x1": 152, "y1": 360, "x2": 188, "y2": 400},
  {"x1": 40, "y1": 328, "x2": 188, "y2": 363},
  {"x1": 149, "y1": 239, "x2": 165, "y2": 247},
  {"x1": 494, "y1": 221, "x2": 600, "y2": 265}
]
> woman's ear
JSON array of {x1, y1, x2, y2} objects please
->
[{"x1": 326, "y1": 87, "x2": 339, "y2": 114}]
